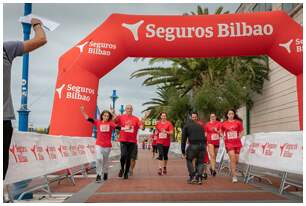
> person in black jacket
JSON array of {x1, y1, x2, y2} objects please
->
[{"x1": 181, "y1": 112, "x2": 206, "y2": 184}]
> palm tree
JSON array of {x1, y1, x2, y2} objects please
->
[
  {"x1": 193, "y1": 55, "x2": 269, "y2": 119},
  {"x1": 142, "y1": 86, "x2": 191, "y2": 121},
  {"x1": 142, "y1": 86, "x2": 191, "y2": 141},
  {"x1": 183, "y1": 5, "x2": 230, "y2": 16},
  {"x1": 131, "y1": 58, "x2": 209, "y2": 97}
]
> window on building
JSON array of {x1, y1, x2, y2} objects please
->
[
  {"x1": 282, "y1": 3, "x2": 299, "y2": 13},
  {"x1": 252, "y1": 3, "x2": 272, "y2": 12}
]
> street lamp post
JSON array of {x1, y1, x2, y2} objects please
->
[
  {"x1": 110, "y1": 90, "x2": 119, "y2": 141},
  {"x1": 119, "y1": 104, "x2": 124, "y2": 114},
  {"x1": 110, "y1": 90, "x2": 119, "y2": 109},
  {"x1": 17, "y1": 3, "x2": 32, "y2": 132},
  {"x1": 14, "y1": 3, "x2": 33, "y2": 201}
]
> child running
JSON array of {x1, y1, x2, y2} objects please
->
[{"x1": 80, "y1": 106, "x2": 116, "y2": 183}]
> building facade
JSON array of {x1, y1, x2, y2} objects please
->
[{"x1": 236, "y1": 3, "x2": 303, "y2": 133}]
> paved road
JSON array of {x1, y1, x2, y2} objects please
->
[{"x1": 60, "y1": 148, "x2": 302, "y2": 203}]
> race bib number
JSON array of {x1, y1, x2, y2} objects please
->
[
  {"x1": 159, "y1": 132, "x2": 167, "y2": 139},
  {"x1": 227, "y1": 131, "x2": 238, "y2": 139},
  {"x1": 211, "y1": 133, "x2": 219, "y2": 140},
  {"x1": 100, "y1": 125, "x2": 110, "y2": 132},
  {"x1": 122, "y1": 126, "x2": 134, "y2": 133}
]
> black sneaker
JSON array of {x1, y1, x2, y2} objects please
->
[
  {"x1": 118, "y1": 169, "x2": 123, "y2": 177},
  {"x1": 191, "y1": 176, "x2": 198, "y2": 184},
  {"x1": 212, "y1": 170, "x2": 217, "y2": 177},
  {"x1": 202, "y1": 173, "x2": 208, "y2": 180},
  {"x1": 103, "y1": 173, "x2": 108, "y2": 180},
  {"x1": 123, "y1": 173, "x2": 128, "y2": 179},
  {"x1": 96, "y1": 175, "x2": 102, "y2": 183},
  {"x1": 197, "y1": 177, "x2": 203, "y2": 185}
]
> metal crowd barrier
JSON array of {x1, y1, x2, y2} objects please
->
[
  {"x1": 243, "y1": 164, "x2": 303, "y2": 194},
  {"x1": 5, "y1": 162, "x2": 96, "y2": 202},
  {"x1": 279, "y1": 172, "x2": 303, "y2": 194},
  {"x1": 181, "y1": 141, "x2": 303, "y2": 195}
]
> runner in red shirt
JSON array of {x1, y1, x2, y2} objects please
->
[
  {"x1": 155, "y1": 112, "x2": 174, "y2": 175},
  {"x1": 205, "y1": 113, "x2": 222, "y2": 177},
  {"x1": 80, "y1": 106, "x2": 116, "y2": 183},
  {"x1": 222, "y1": 109, "x2": 244, "y2": 183},
  {"x1": 142, "y1": 138, "x2": 146, "y2": 150},
  {"x1": 150, "y1": 129, "x2": 158, "y2": 158},
  {"x1": 113, "y1": 104, "x2": 148, "y2": 179}
]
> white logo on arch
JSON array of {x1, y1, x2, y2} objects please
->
[
  {"x1": 76, "y1": 41, "x2": 89, "y2": 53},
  {"x1": 279, "y1": 39, "x2": 293, "y2": 54},
  {"x1": 56, "y1": 84, "x2": 65, "y2": 99},
  {"x1": 122, "y1": 20, "x2": 144, "y2": 41}
]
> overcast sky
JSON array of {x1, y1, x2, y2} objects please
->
[{"x1": 3, "y1": 3, "x2": 239, "y2": 128}]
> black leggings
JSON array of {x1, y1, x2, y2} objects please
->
[
  {"x1": 3, "y1": 120, "x2": 13, "y2": 180},
  {"x1": 120, "y1": 142, "x2": 136, "y2": 175},
  {"x1": 157, "y1": 144, "x2": 169, "y2": 160}
]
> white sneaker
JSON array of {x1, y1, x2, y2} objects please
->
[{"x1": 232, "y1": 176, "x2": 238, "y2": 183}]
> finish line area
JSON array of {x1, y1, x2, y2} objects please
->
[
  {"x1": 5, "y1": 147, "x2": 302, "y2": 203},
  {"x1": 3, "y1": 7, "x2": 303, "y2": 203}
]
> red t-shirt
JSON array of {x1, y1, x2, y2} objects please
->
[
  {"x1": 115, "y1": 114, "x2": 143, "y2": 143},
  {"x1": 155, "y1": 120, "x2": 174, "y2": 147},
  {"x1": 205, "y1": 121, "x2": 222, "y2": 142},
  {"x1": 94, "y1": 120, "x2": 116, "y2": 147},
  {"x1": 222, "y1": 120, "x2": 243, "y2": 146}
]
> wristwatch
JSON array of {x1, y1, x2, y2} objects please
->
[{"x1": 33, "y1": 23, "x2": 42, "y2": 28}]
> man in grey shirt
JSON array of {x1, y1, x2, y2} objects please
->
[{"x1": 3, "y1": 18, "x2": 47, "y2": 180}]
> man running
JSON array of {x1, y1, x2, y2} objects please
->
[
  {"x1": 114, "y1": 105, "x2": 148, "y2": 179},
  {"x1": 181, "y1": 112, "x2": 206, "y2": 184},
  {"x1": 194, "y1": 118, "x2": 209, "y2": 180}
]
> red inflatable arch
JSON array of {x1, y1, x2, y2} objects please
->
[{"x1": 49, "y1": 11, "x2": 303, "y2": 136}]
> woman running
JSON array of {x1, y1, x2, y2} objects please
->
[
  {"x1": 80, "y1": 106, "x2": 116, "y2": 183},
  {"x1": 205, "y1": 113, "x2": 222, "y2": 177},
  {"x1": 155, "y1": 112, "x2": 174, "y2": 175},
  {"x1": 150, "y1": 129, "x2": 158, "y2": 158},
  {"x1": 222, "y1": 109, "x2": 244, "y2": 183}
]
